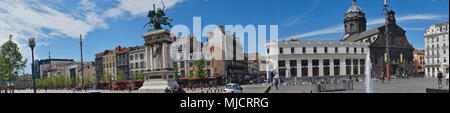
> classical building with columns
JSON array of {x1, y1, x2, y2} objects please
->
[{"x1": 265, "y1": 40, "x2": 369, "y2": 83}]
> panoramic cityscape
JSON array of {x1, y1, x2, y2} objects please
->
[{"x1": 0, "y1": 0, "x2": 449, "y2": 93}]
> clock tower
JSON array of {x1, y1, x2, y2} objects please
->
[{"x1": 342, "y1": 0, "x2": 367, "y2": 40}]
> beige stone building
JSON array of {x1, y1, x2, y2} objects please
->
[{"x1": 413, "y1": 50, "x2": 425, "y2": 76}]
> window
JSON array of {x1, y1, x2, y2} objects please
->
[
  {"x1": 140, "y1": 53, "x2": 144, "y2": 59},
  {"x1": 360, "y1": 59, "x2": 365, "y2": 74},
  {"x1": 267, "y1": 48, "x2": 270, "y2": 53},
  {"x1": 334, "y1": 59, "x2": 340, "y2": 75},
  {"x1": 313, "y1": 47, "x2": 317, "y2": 53},
  {"x1": 301, "y1": 60, "x2": 308, "y2": 77},
  {"x1": 291, "y1": 47, "x2": 295, "y2": 54},
  {"x1": 290, "y1": 60, "x2": 297, "y2": 77},
  {"x1": 335, "y1": 47, "x2": 338, "y2": 53},
  {"x1": 278, "y1": 60, "x2": 286, "y2": 67},
  {"x1": 354, "y1": 48, "x2": 357, "y2": 53},
  {"x1": 312, "y1": 60, "x2": 319, "y2": 76},
  {"x1": 346, "y1": 47, "x2": 350, "y2": 53},
  {"x1": 135, "y1": 63, "x2": 139, "y2": 69},
  {"x1": 353, "y1": 59, "x2": 359, "y2": 75},
  {"x1": 141, "y1": 61, "x2": 145, "y2": 68},
  {"x1": 180, "y1": 61, "x2": 185, "y2": 68},
  {"x1": 135, "y1": 55, "x2": 138, "y2": 60},
  {"x1": 302, "y1": 47, "x2": 306, "y2": 53},
  {"x1": 324, "y1": 59, "x2": 330, "y2": 76},
  {"x1": 350, "y1": 24, "x2": 354, "y2": 32},
  {"x1": 130, "y1": 55, "x2": 133, "y2": 61},
  {"x1": 346, "y1": 59, "x2": 351, "y2": 75},
  {"x1": 207, "y1": 61, "x2": 211, "y2": 66},
  {"x1": 324, "y1": 47, "x2": 328, "y2": 53},
  {"x1": 361, "y1": 48, "x2": 364, "y2": 53},
  {"x1": 279, "y1": 48, "x2": 283, "y2": 54}
]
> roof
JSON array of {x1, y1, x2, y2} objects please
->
[
  {"x1": 426, "y1": 20, "x2": 449, "y2": 30},
  {"x1": 343, "y1": 25, "x2": 384, "y2": 42}
]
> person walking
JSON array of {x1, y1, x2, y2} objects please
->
[
  {"x1": 380, "y1": 73, "x2": 385, "y2": 84},
  {"x1": 437, "y1": 71, "x2": 443, "y2": 88}
]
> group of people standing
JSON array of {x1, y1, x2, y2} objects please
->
[{"x1": 437, "y1": 71, "x2": 449, "y2": 88}]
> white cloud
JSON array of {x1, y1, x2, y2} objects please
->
[
  {"x1": 285, "y1": 14, "x2": 449, "y2": 40},
  {"x1": 78, "y1": 0, "x2": 96, "y2": 11},
  {"x1": 0, "y1": 0, "x2": 108, "y2": 71},
  {"x1": 104, "y1": 0, "x2": 185, "y2": 18}
]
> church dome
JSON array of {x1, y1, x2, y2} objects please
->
[
  {"x1": 345, "y1": 0, "x2": 364, "y2": 17},
  {"x1": 346, "y1": 5, "x2": 363, "y2": 13}
]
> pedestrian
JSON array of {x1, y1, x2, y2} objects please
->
[
  {"x1": 380, "y1": 73, "x2": 385, "y2": 84},
  {"x1": 437, "y1": 71, "x2": 443, "y2": 88},
  {"x1": 446, "y1": 72, "x2": 449, "y2": 86},
  {"x1": 165, "y1": 87, "x2": 170, "y2": 93}
]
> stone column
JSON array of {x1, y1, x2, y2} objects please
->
[
  {"x1": 308, "y1": 59, "x2": 313, "y2": 77},
  {"x1": 286, "y1": 60, "x2": 291, "y2": 78},
  {"x1": 340, "y1": 58, "x2": 346, "y2": 76},
  {"x1": 330, "y1": 59, "x2": 335, "y2": 76},
  {"x1": 319, "y1": 59, "x2": 324, "y2": 77},
  {"x1": 297, "y1": 59, "x2": 302, "y2": 78},
  {"x1": 162, "y1": 43, "x2": 167, "y2": 69}
]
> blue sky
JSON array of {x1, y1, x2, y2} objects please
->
[{"x1": 0, "y1": 0, "x2": 448, "y2": 73}]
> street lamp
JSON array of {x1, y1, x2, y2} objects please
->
[{"x1": 28, "y1": 38, "x2": 36, "y2": 93}]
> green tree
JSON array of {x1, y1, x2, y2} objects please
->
[
  {"x1": 64, "y1": 76, "x2": 71, "y2": 88},
  {"x1": 136, "y1": 71, "x2": 144, "y2": 80},
  {"x1": 187, "y1": 71, "x2": 193, "y2": 78},
  {"x1": 0, "y1": 35, "x2": 27, "y2": 92},
  {"x1": 173, "y1": 63, "x2": 180, "y2": 80},
  {"x1": 118, "y1": 70, "x2": 126, "y2": 81},
  {"x1": 133, "y1": 72, "x2": 138, "y2": 81},
  {"x1": 194, "y1": 58, "x2": 206, "y2": 78},
  {"x1": 102, "y1": 73, "x2": 110, "y2": 82}
]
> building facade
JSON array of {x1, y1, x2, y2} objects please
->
[
  {"x1": 116, "y1": 46, "x2": 132, "y2": 80},
  {"x1": 413, "y1": 49, "x2": 425, "y2": 76},
  {"x1": 103, "y1": 49, "x2": 117, "y2": 81},
  {"x1": 341, "y1": 0, "x2": 415, "y2": 77},
  {"x1": 266, "y1": 41, "x2": 370, "y2": 83},
  {"x1": 129, "y1": 46, "x2": 147, "y2": 80},
  {"x1": 95, "y1": 52, "x2": 104, "y2": 81},
  {"x1": 33, "y1": 59, "x2": 75, "y2": 79},
  {"x1": 424, "y1": 20, "x2": 449, "y2": 77}
]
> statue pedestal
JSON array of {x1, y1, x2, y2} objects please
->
[
  {"x1": 139, "y1": 70, "x2": 179, "y2": 92},
  {"x1": 138, "y1": 29, "x2": 178, "y2": 92}
]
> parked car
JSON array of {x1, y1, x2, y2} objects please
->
[{"x1": 223, "y1": 83, "x2": 243, "y2": 93}]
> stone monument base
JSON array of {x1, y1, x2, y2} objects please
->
[{"x1": 139, "y1": 70, "x2": 179, "y2": 92}]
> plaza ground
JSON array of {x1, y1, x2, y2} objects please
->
[
  {"x1": 7, "y1": 77, "x2": 449, "y2": 93},
  {"x1": 269, "y1": 77, "x2": 449, "y2": 93}
]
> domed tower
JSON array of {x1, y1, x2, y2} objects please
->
[{"x1": 342, "y1": 0, "x2": 367, "y2": 40}]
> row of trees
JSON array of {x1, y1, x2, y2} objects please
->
[{"x1": 100, "y1": 71, "x2": 145, "y2": 82}]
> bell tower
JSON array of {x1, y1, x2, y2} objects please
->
[{"x1": 343, "y1": 0, "x2": 367, "y2": 38}]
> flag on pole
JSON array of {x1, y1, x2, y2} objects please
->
[
  {"x1": 384, "y1": 53, "x2": 388, "y2": 63},
  {"x1": 400, "y1": 54, "x2": 403, "y2": 63}
]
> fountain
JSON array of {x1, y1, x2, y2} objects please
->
[{"x1": 365, "y1": 50, "x2": 373, "y2": 93}]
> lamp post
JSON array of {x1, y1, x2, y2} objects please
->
[{"x1": 28, "y1": 38, "x2": 36, "y2": 93}]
